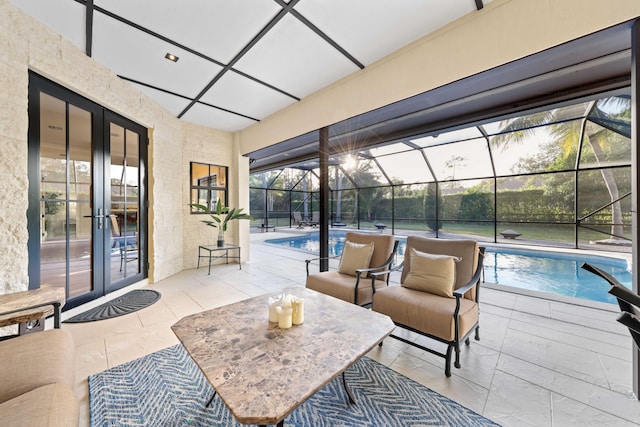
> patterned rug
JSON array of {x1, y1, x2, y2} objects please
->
[
  {"x1": 65, "y1": 290, "x2": 161, "y2": 323},
  {"x1": 89, "y1": 344, "x2": 499, "y2": 426}
]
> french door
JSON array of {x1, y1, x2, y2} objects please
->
[{"x1": 28, "y1": 73, "x2": 147, "y2": 310}]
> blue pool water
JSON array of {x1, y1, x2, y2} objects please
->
[{"x1": 265, "y1": 231, "x2": 632, "y2": 305}]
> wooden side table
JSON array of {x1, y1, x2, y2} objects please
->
[{"x1": 0, "y1": 287, "x2": 66, "y2": 335}]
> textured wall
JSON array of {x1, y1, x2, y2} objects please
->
[
  {"x1": 182, "y1": 122, "x2": 235, "y2": 269},
  {"x1": 0, "y1": 0, "x2": 237, "y2": 295}
]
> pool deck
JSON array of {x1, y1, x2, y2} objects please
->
[{"x1": 65, "y1": 229, "x2": 639, "y2": 427}]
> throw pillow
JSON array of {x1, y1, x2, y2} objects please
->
[
  {"x1": 403, "y1": 248, "x2": 459, "y2": 298},
  {"x1": 338, "y1": 241, "x2": 375, "y2": 276}
]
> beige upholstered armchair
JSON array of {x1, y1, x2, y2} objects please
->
[
  {"x1": 305, "y1": 232, "x2": 399, "y2": 307},
  {"x1": 372, "y1": 236, "x2": 485, "y2": 377}
]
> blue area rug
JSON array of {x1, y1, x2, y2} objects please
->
[{"x1": 89, "y1": 344, "x2": 499, "y2": 426}]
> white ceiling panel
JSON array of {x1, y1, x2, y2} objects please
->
[
  {"x1": 200, "y1": 71, "x2": 297, "y2": 121},
  {"x1": 129, "y1": 83, "x2": 192, "y2": 117},
  {"x1": 234, "y1": 13, "x2": 360, "y2": 98},
  {"x1": 296, "y1": 0, "x2": 478, "y2": 66},
  {"x1": 94, "y1": 0, "x2": 280, "y2": 64},
  {"x1": 181, "y1": 103, "x2": 257, "y2": 133},
  {"x1": 92, "y1": 12, "x2": 222, "y2": 98},
  {"x1": 11, "y1": 0, "x2": 85, "y2": 51},
  {"x1": 14, "y1": 1, "x2": 490, "y2": 133}
]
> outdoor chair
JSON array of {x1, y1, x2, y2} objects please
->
[
  {"x1": 372, "y1": 236, "x2": 484, "y2": 377},
  {"x1": 293, "y1": 211, "x2": 306, "y2": 227},
  {"x1": 308, "y1": 211, "x2": 320, "y2": 227},
  {"x1": 581, "y1": 263, "x2": 640, "y2": 349},
  {"x1": 305, "y1": 232, "x2": 399, "y2": 307},
  {"x1": 111, "y1": 216, "x2": 138, "y2": 271}
]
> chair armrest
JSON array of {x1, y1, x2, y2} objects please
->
[
  {"x1": 453, "y1": 248, "x2": 485, "y2": 300},
  {"x1": 305, "y1": 255, "x2": 340, "y2": 276},
  {"x1": 370, "y1": 262, "x2": 404, "y2": 279}
]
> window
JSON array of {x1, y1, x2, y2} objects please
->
[{"x1": 190, "y1": 162, "x2": 228, "y2": 213}]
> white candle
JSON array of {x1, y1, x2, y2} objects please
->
[
  {"x1": 292, "y1": 298, "x2": 304, "y2": 325},
  {"x1": 276, "y1": 305, "x2": 292, "y2": 329},
  {"x1": 268, "y1": 296, "x2": 281, "y2": 322},
  {"x1": 269, "y1": 302, "x2": 279, "y2": 323}
]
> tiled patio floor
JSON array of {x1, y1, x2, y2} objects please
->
[{"x1": 64, "y1": 231, "x2": 640, "y2": 426}]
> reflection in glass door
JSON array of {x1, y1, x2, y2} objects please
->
[
  {"x1": 28, "y1": 73, "x2": 147, "y2": 310},
  {"x1": 108, "y1": 123, "x2": 141, "y2": 284},
  {"x1": 39, "y1": 93, "x2": 94, "y2": 299}
]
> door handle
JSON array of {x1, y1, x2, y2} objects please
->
[{"x1": 84, "y1": 209, "x2": 105, "y2": 229}]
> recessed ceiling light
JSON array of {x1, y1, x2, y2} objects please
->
[{"x1": 165, "y1": 53, "x2": 179, "y2": 62}]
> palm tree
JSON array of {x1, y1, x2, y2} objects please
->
[{"x1": 490, "y1": 96, "x2": 630, "y2": 240}]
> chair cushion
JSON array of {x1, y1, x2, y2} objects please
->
[
  {"x1": 306, "y1": 271, "x2": 382, "y2": 305},
  {"x1": 401, "y1": 236, "x2": 479, "y2": 299},
  {"x1": 337, "y1": 241, "x2": 374, "y2": 276},
  {"x1": 0, "y1": 383, "x2": 79, "y2": 427},
  {"x1": 0, "y1": 329, "x2": 75, "y2": 404},
  {"x1": 403, "y1": 248, "x2": 458, "y2": 298},
  {"x1": 373, "y1": 285, "x2": 478, "y2": 341},
  {"x1": 344, "y1": 232, "x2": 395, "y2": 280}
]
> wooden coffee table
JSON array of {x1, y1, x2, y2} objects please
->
[{"x1": 171, "y1": 287, "x2": 395, "y2": 427}]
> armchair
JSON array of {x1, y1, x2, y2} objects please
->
[
  {"x1": 581, "y1": 263, "x2": 640, "y2": 349},
  {"x1": 372, "y1": 236, "x2": 484, "y2": 377},
  {"x1": 305, "y1": 232, "x2": 398, "y2": 307}
]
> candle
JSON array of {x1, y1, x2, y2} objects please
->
[
  {"x1": 276, "y1": 305, "x2": 292, "y2": 329},
  {"x1": 268, "y1": 296, "x2": 281, "y2": 322},
  {"x1": 292, "y1": 297, "x2": 304, "y2": 325}
]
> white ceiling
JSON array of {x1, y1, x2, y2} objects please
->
[{"x1": 12, "y1": 0, "x2": 491, "y2": 132}]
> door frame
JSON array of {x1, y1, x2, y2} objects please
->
[{"x1": 27, "y1": 72, "x2": 148, "y2": 310}]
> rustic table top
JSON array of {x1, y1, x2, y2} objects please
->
[{"x1": 172, "y1": 287, "x2": 394, "y2": 426}]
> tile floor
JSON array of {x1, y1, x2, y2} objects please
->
[{"x1": 62, "y1": 231, "x2": 640, "y2": 427}]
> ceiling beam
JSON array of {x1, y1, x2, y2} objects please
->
[
  {"x1": 275, "y1": 0, "x2": 365, "y2": 69},
  {"x1": 85, "y1": 0, "x2": 93, "y2": 56},
  {"x1": 179, "y1": 0, "x2": 302, "y2": 119}
]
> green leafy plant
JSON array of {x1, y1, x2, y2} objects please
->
[{"x1": 191, "y1": 199, "x2": 252, "y2": 233}]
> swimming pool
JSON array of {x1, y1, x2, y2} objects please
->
[{"x1": 264, "y1": 231, "x2": 632, "y2": 305}]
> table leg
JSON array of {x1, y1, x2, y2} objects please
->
[
  {"x1": 53, "y1": 302, "x2": 61, "y2": 329},
  {"x1": 239, "y1": 247, "x2": 242, "y2": 270},
  {"x1": 342, "y1": 371, "x2": 356, "y2": 404},
  {"x1": 206, "y1": 390, "x2": 217, "y2": 407},
  {"x1": 208, "y1": 250, "x2": 212, "y2": 275}
]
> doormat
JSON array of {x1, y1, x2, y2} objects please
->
[{"x1": 64, "y1": 289, "x2": 161, "y2": 323}]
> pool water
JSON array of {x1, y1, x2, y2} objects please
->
[{"x1": 265, "y1": 231, "x2": 632, "y2": 305}]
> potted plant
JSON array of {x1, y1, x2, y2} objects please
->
[{"x1": 191, "y1": 199, "x2": 252, "y2": 247}]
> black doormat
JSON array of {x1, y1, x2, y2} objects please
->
[{"x1": 64, "y1": 289, "x2": 161, "y2": 323}]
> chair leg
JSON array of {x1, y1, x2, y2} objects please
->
[
  {"x1": 454, "y1": 342, "x2": 461, "y2": 369},
  {"x1": 445, "y1": 345, "x2": 453, "y2": 377},
  {"x1": 475, "y1": 326, "x2": 480, "y2": 341},
  {"x1": 465, "y1": 337, "x2": 470, "y2": 345}
]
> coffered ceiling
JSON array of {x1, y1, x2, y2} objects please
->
[{"x1": 12, "y1": 0, "x2": 491, "y2": 132}]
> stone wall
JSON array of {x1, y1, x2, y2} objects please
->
[
  {"x1": 182, "y1": 122, "x2": 234, "y2": 270},
  {"x1": 0, "y1": 0, "x2": 237, "y2": 295}
]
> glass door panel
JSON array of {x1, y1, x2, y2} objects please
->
[
  {"x1": 68, "y1": 104, "x2": 93, "y2": 297},
  {"x1": 109, "y1": 124, "x2": 141, "y2": 285},
  {"x1": 39, "y1": 93, "x2": 95, "y2": 298}
]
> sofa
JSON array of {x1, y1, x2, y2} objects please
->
[{"x1": 0, "y1": 312, "x2": 79, "y2": 426}]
